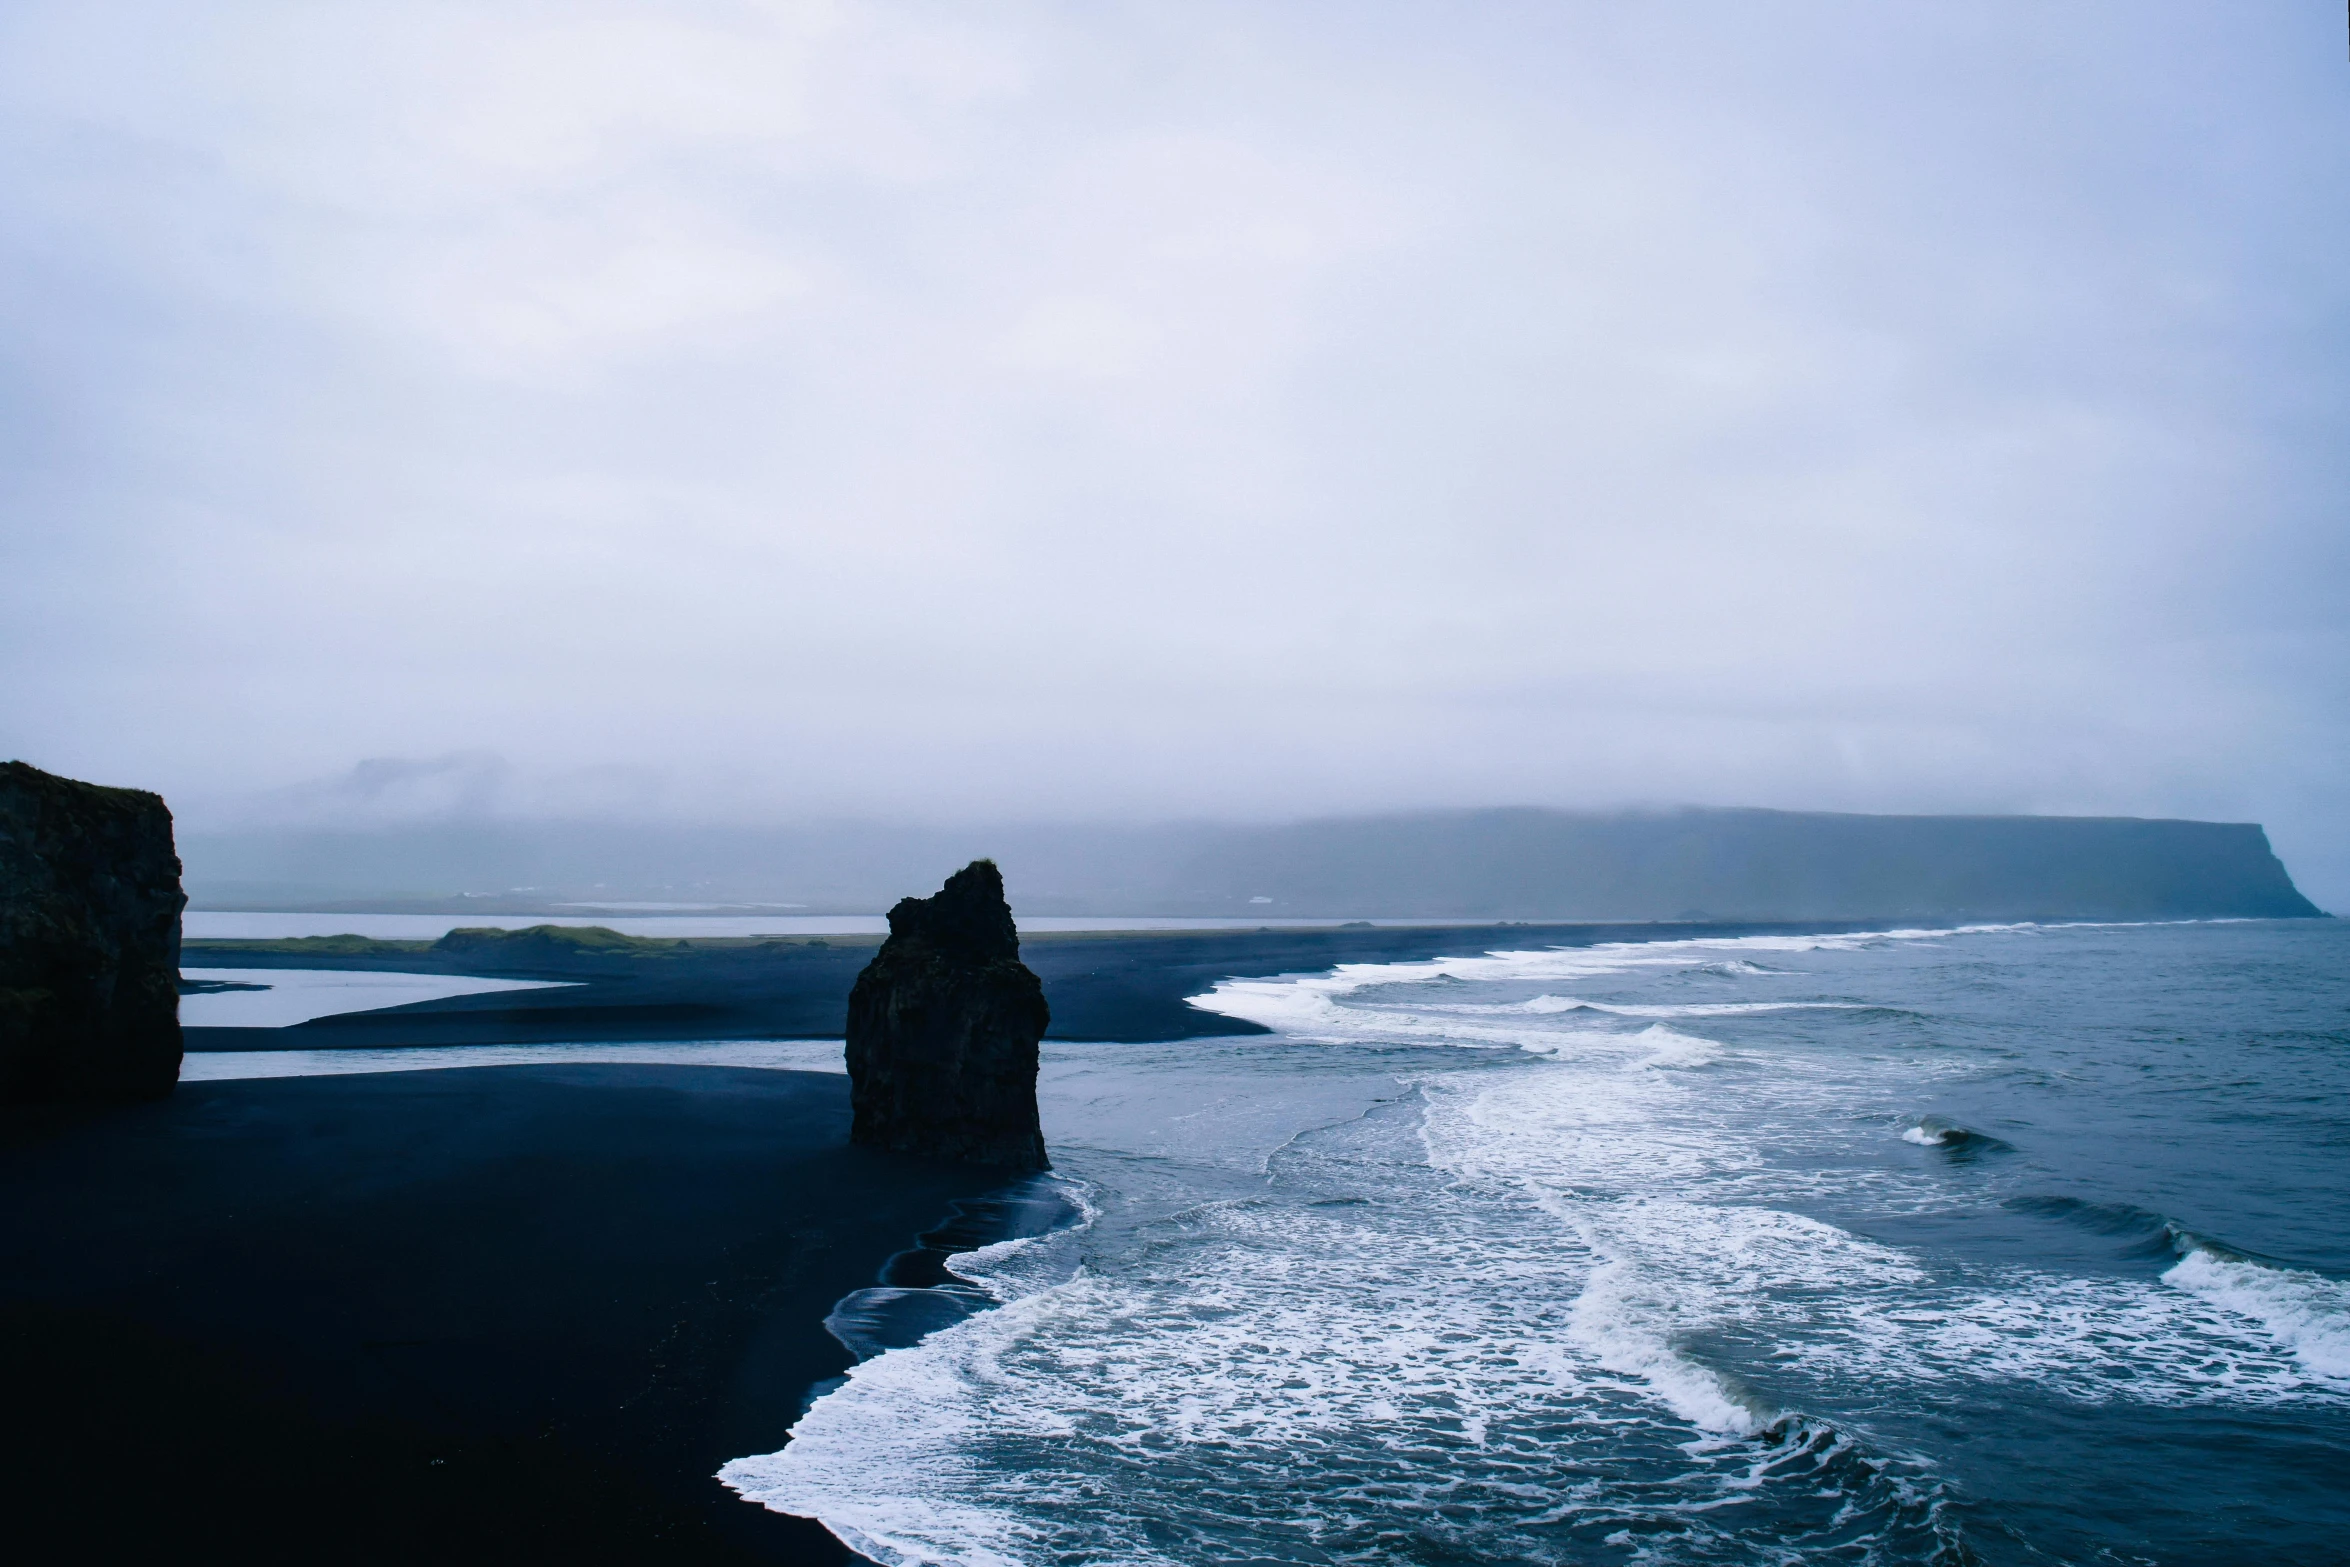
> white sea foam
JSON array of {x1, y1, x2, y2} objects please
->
[
  {"x1": 2164, "y1": 1246, "x2": 2350, "y2": 1386},
  {"x1": 1186, "y1": 922, "x2": 2027, "y2": 1043},
  {"x1": 723, "y1": 1179, "x2": 1922, "y2": 1564},
  {"x1": 1767, "y1": 1267, "x2": 2350, "y2": 1406},
  {"x1": 945, "y1": 1180, "x2": 1101, "y2": 1307},
  {"x1": 724, "y1": 918, "x2": 2326, "y2": 1565},
  {"x1": 1418, "y1": 994, "x2": 1865, "y2": 1019},
  {"x1": 1450, "y1": 1061, "x2": 2349, "y2": 1413},
  {"x1": 1416, "y1": 1043, "x2": 1930, "y2": 1435},
  {"x1": 1184, "y1": 936, "x2": 1942, "y2": 1434},
  {"x1": 1197, "y1": 928, "x2": 2350, "y2": 1425}
]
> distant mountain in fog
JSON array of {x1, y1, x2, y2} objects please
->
[
  {"x1": 179, "y1": 807, "x2": 2324, "y2": 923},
  {"x1": 1135, "y1": 809, "x2": 2321, "y2": 922}
]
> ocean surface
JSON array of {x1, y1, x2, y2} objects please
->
[{"x1": 716, "y1": 919, "x2": 2350, "y2": 1566}]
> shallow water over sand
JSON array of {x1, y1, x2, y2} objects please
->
[
  {"x1": 177, "y1": 1038, "x2": 852, "y2": 1080},
  {"x1": 177, "y1": 968, "x2": 573, "y2": 1028}
]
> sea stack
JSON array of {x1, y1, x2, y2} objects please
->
[
  {"x1": 0, "y1": 761, "x2": 186, "y2": 1101},
  {"x1": 845, "y1": 859, "x2": 1050, "y2": 1170}
]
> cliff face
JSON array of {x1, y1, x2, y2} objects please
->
[
  {"x1": 845, "y1": 860, "x2": 1049, "y2": 1170},
  {"x1": 1155, "y1": 809, "x2": 2329, "y2": 922},
  {"x1": 0, "y1": 762, "x2": 186, "y2": 1101}
]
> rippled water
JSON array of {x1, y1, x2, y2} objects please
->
[{"x1": 723, "y1": 919, "x2": 2350, "y2": 1566}]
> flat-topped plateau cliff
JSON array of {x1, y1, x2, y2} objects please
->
[
  {"x1": 1151, "y1": 808, "x2": 2324, "y2": 923},
  {"x1": 180, "y1": 806, "x2": 2325, "y2": 922}
]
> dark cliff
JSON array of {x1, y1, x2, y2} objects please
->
[
  {"x1": 845, "y1": 860, "x2": 1049, "y2": 1170},
  {"x1": 1143, "y1": 808, "x2": 2327, "y2": 922},
  {"x1": 1, "y1": 761, "x2": 186, "y2": 1100}
]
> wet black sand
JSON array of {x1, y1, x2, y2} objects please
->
[
  {"x1": 182, "y1": 919, "x2": 1876, "y2": 1051},
  {"x1": 0, "y1": 1065, "x2": 1011, "y2": 1565}
]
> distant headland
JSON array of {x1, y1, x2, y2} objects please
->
[{"x1": 180, "y1": 806, "x2": 2324, "y2": 923}]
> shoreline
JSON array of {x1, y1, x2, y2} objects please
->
[
  {"x1": 0, "y1": 1064, "x2": 1021, "y2": 1565},
  {"x1": 181, "y1": 918, "x2": 1917, "y2": 1052}
]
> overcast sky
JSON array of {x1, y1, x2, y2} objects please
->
[{"x1": 3, "y1": 2, "x2": 2345, "y2": 898}]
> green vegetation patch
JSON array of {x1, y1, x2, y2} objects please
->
[
  {"x1": 181, "y1": 934, "x2": 432, "y2": 956},
  {"x1": 430, "y1": 924, "x2": 691, "y2": 957}
]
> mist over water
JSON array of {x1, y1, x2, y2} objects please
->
[{"x1": 724, "y1": 920, "x2": 2350, "y2": 1565}]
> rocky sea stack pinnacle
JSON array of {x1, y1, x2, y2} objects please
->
[
  {"x1": 0, "y1": 761, "x2": 186, "y2": 1101},
  {"x1": 845, "y1": 859, "x2": 1050, "y2": 1170}
]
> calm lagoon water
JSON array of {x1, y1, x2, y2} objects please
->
[
  {"x1": 178, "y1": 967, "x2": 572, "y2": 1027},
  {"x1": 179, "y1": 1038, "x2": 849, "y2": 1081}
]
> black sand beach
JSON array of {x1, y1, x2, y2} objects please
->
[{"x1": 0, "y1": 1065, "x2": 1015, "y2": 1565}]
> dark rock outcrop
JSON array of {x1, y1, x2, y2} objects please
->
[
  {"x1": 845, "y1": 860, "x2": 1049, "y2": 1170},
  {"x1": 1, "y1": 761, "x2": 185, "y2": 1101}
]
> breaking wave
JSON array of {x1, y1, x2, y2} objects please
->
[{"x1": 723, "y1": 918, "x2": 2350, "y2": 1565}]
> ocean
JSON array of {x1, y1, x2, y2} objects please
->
[{"x1": 721, "y1": 918, "x2": 2350, "y2": 1566}]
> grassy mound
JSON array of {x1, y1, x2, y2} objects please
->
[{"x1": 430, "y1": 925, "x2": 692, "y2": 959}]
